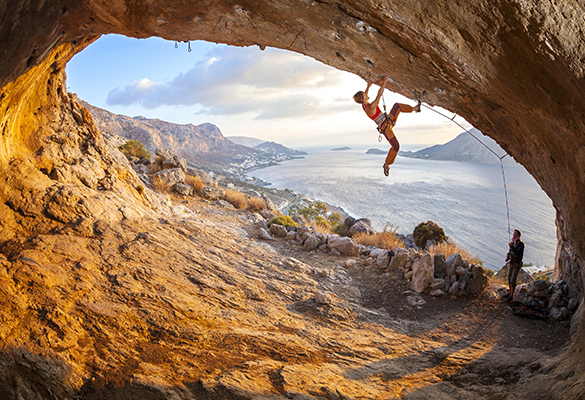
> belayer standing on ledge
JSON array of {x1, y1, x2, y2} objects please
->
[
  {"x1": 353, "y1": 76, "x2": 421, "y2": 176},
  {"x1": 505, "y1": 229, "x2": 525, "y2": 301}
]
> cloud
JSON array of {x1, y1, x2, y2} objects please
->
[{"x1": 106, "y1": 45, "x2": 353, "y2": 119}]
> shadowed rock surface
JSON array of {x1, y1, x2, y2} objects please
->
[{"x1": 1, "y1": 0, "x2": 585, "y2": 398}]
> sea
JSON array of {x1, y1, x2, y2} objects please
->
[{"x1": 249, "y1": 146, "x2": 557, "y2": 272}]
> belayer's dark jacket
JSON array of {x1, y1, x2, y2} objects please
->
[{"x1": 507, "y1": 240, "x2": 525, "y2": 263}]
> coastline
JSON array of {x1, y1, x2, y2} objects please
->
[{"x1": 240, "y1": 149, "x2": 557, "y2": 271}]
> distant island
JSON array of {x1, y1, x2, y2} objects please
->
[
  {"x1": 366, "y1": 148, "x2": 386, "y2": 155},
  {"x1": 400, "y1": 129, "x2": 518, "y2": 166},
  {"x1": 331, "y1": 146, "x2": 352, "y2": 151}
]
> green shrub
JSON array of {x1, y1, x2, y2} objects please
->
[
  {"x1": 136, "y1": 185, "x2": 144, "y2": 195},
  {"x1": 268, "y1": 215, "x2": 299, "y2": 228},
  {"x1": 327, "y1": 212, "x2": 342, "y2": 225},
  {"x1": 333, "y1": 223, "x2": 350, "y2": 236},
  {"x1": 290, "y1": 200, "x2": 342, "y2": 232},
  {"x1": 119, "y1": 140, "x2": 150, "y2": 160},
  {"x1": 412, "y1": 221, "x2": 447, "y2": 248}
]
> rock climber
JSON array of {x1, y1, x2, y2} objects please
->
[
  {"x1": 505, "y1": 229, "x2": 525, "y2": 301},
  {"x1": 353, "y1": 76, "x2": 420, "y2": 176}
]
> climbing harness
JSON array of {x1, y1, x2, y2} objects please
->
[{"x1": 421, "y1": 103, "x2": 512, "y2": 241}]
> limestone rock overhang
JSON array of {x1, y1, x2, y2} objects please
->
[{"x1": 1, "y1": 0, "x2": 585, "y2": 362}]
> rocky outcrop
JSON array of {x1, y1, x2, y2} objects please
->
[{"x1": 1, "y1": 0, "x2": 585, "y2": 398}]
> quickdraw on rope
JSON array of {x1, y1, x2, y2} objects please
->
[
  {"x1": 421, "y1": 103, "x2": 512, "y2": 241},
  {"x1": 188, "y1": 41, "x2": 192, "y2": 52},
  {"x1": 174, "y1": 41, "x2": 178, "y2": 49}
]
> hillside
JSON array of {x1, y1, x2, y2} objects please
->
[
  {"x1": 255, "y1": 141, "x2": 307, "y2": 157},
  {"x1": 81, "y1": 101, "x2": 283, "y2": 173},
  {"x1": 228, "y1": 136, "x2": 308, "y2": 157},
  {"x1": 227, "y1": 136, "x2": 267, "y2": 148},
  {"x1": 401, "y1": 129, "x2": 518, "y2": 166}
]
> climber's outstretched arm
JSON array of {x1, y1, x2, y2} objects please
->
[{"x1": 366, "y1": 76, "x2": 388, "y2": 114}]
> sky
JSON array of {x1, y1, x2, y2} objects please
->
[{"x1": 66, "y1": 34, "x2": 472, "y2": 150}]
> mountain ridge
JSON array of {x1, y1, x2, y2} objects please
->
[
  {"x1": 81, "y1": 101, "x2": 302, "y2": 173},
  {"x1": 401, "y1": 129, "x2": 518, "y2": 166}
]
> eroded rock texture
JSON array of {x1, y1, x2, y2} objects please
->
[{"x1": 1, "y1": 0, "x2": 585, "y2": 398}]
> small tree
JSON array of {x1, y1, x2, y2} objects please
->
[
  {"x1": 413, "y1": 220, "x2": 447, "y2": 248},
  {"x1": 119, "y1": 140, "x2": 150, "y2": 160}
]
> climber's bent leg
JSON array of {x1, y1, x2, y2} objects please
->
[
  {"x1": 385, "y1": 136, "x2": 400, "y2": 166},
  {"x1": 389, "y1": 103, "x2": 416, "y2": 124}
]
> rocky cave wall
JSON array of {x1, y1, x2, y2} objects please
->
[{"x1": 1, "y1": 0, "x2": 585, "y2": 356}]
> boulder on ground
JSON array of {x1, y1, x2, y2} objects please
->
[
  {"x1": 466, "y1": 265, "x2": 488, "y2": 294},
  {"x1": 434, "y1": 254, "x2": 447, "y2": 278},
  {"x1": 349, "y1": 219, "x2": 374, "y2": 236},
  {"x1": 431, "y1": 278, "x2": 445, "y2": 290},
  {"x1": 174, "y1": 182, "x2": 193, "y2": 196},
  {"x1": 344, "y1": 216, "x2": 356, "y2": 228},
  {"x1": 376, "y1": 250, "x2": 394, "y2": 270},
  {"x1": 260, "y1": 209, "x2": 277, "y2": 220},
  {"x1": 258, "y1": 228, "x2": 272, "y2": 240},
  {"x1": 303, "y1": 234, "x2": 321, "y2": 251},
  {"x1": 445, "y1": 253, "x2": 465, "y2": 277},
  {"x1": 155, "y1": 147, "x2": 187, "y2": 171},
  {"x1": 327, "y1": 236, "x2": 358, "y2": 256},
  {"x1": 154, "y1": 168, "x2": 185, "y2": 188},
  {"x1": 458, "y1": 273, "x2": 471, "y2": 291},
  {"x1": 261, "y1": 194, "x2": 278, "y2": 212},
  {"x1": 290, "y1": 214, "x2": 307, "y2": 227},
  {"x1": 163, "y1": 155, "x2": 187, "y2": 171},
  {"x1": 269, "y1": 224, "x2": 288, "y2": 238},
  {"x1": 215, "y1": 200, "x2": 234, "y2": 209},
  {"x1": 388, "y1": 247, "x2": 409, "y2": 270},
  {"x1": 201, "y1": 186, "x2": 226, "y2": 201},
  {"x1": 411, "y1": 254, "x2": 435, "y2": 293}
]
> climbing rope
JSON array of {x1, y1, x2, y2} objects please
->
[
  {"x1": 364, "y1": 73, "x2": 512, "y2": 239},
  {"x1": 421, "y1": 103, "x2": 512, "y2": 241}
]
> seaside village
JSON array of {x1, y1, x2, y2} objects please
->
[{"x1": 127, "y1": 143, "x2": 580, "y2": 325}]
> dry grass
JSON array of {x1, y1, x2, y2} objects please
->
[
  {"x1": 247, "y1": 196, "x2": 267, "y2": 212},
  {"x1": 429, "y1": 241, "x2": 482, "y2": 265},
  {"x1": 185, "y1": 174, "x2": 204, "y2": 193},
  {"x1": 151, "y1": 175, "x2": 171, "y2": 194},
  {"x1": 313, "y1": 221, "x2": 334, "y2": 235},
  {"x1": 224, "y1": 189, "x2": 249, "y2": 209},
  {"x1": 353, "y1": 223, "x2": 404, "y2": 250},
  {"x1": 489, "y1": 274, "x2": 507, "y2": 286}
]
